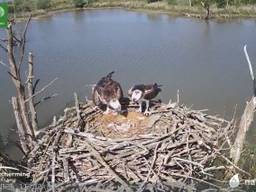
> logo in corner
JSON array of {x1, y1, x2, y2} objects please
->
[
  {"x1": 229, "y1": 174, "x2": 240, "y2": 188},
  {"x1": 0, "y1": 3, "x2": 8, "y2": 28},
  {"x1": 0, "y1": 6, "x2": 5, "y2": 17}
]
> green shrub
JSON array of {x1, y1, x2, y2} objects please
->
[
  {"x1": 37, "y1": 0, "x2": 51, "y2": 9},
  {"x1": 240, "y1": 0, "x2": 256, "y2": 4},
  {"x1": 8, "y1": 3, "x2": 15, "y2": 13},
  {"x1": 191, "y1": 0, "x2": 203, "y2": 6},
  {"x1": 167, "y1": 0, "x2": 177, "y2": 4},
  {"x1": 85, "y1": 0, "x2": 95, "y2": 5},
  {"x1": 239, "y1": 145, "x2": 256, "y2": 177},
  {"x1": 73, "y1": 0, "x2": 86, "y2": 7},
  {"x1": 147, "y1": 0, "x2": 161, "y2": 3},
  {"x1": 216, "y1": 0, "x2": 226, "y2": 7},
  {"x1": 14, "y1": 0, "x2": 36, "y2": 12}
]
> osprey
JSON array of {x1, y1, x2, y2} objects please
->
[
  {"x1": 92, "y1": 71, "x2": 123, "y2": 114},
  {"x1": 128, "y1": 83, "x2": 162, "y2": 115}
]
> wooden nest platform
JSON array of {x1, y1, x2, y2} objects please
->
[{"x1": 27, "y1": 99, "x2": 238, "y2": 191}]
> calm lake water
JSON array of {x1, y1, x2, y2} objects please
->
[{"x1": 1, "y1": 9, "x2": 256, "y2": 155}]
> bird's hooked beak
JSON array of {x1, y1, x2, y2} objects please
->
[
  {"x1": 131, "y1": 90, "x2": 143, "y2": 103},
  {"x1": 108, "y1": 99, "x2": 122, "y2": 114}
]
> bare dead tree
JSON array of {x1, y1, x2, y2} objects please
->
[
  {"x1": 0, "y1": 18, "x2": 57, "y2": 155},
  {"x1": 230, "y1": 45, "x2": 256, "y2": 165},
  {"x1": 6, "y1": 19, "x2": 36, "y2": 153}
]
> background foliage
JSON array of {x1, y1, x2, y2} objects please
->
[{"x1": 9, "y1": 0, "x2": 256, "y2": 13}]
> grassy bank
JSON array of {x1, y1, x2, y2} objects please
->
[
  {"x1": 10, "y1": 0, "x2": 256, "y2": 20},
  {"x1": 92, "y1": 0, "x2": 256, "y2": 18}
]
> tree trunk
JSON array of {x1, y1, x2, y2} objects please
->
[
  {"x1": 7, "y1": 23, "x2": 35, "y2": 152},
  {"x1": 11, "y1": 97, "x2": 29, "y2": 154}
]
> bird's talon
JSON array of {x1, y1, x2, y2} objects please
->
[
  {"x1": 103, "y1": 111, "x2": 109, "y2": 115},
  {"x1": 144, "y1": 111, "x2": 151, "y2": 116},
  {"x1": 112, "y1": 112, "x2": 118, "y2": 116}
]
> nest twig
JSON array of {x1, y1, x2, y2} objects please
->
[{"x1": 26, "y1": 100, "x2": 244, "y2": 191}]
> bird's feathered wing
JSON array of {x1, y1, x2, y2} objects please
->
[
  {"x1": 92, "y1": 71, "x2": 123, "y2": 106},
  {"x1": 128, "y1": 83, "x2": 162, "y2": 100},
  {"x1": 128, "y1": 84, "x2": 145, "y2": 97},
  {"x1": 143, "y1": 83, "x2": 162, "y2": 100}
]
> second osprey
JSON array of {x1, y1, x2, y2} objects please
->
[{"x1": 128, "y1": 83, "x2": 162, "y2": 115}]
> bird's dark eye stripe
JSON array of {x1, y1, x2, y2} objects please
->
[{"x1": 108, "y1": 105, "x2": 115, "y2": 110}]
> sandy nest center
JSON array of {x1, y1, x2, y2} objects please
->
[
  {"x1": 56, "y1": 100, "x2": 168, "y2": 139},
  {"x1": 95, "y1": 112, "x2": 156, "y2": 138}
]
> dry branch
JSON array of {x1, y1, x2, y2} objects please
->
[
  {"x1": 11, "y1": 97, "x2": 29, "y2": 154},
  {"x1": 27, "y1": 52, "x2": 38, "y2": 132},
  {"x1": 18, "y1": 16, "x2": 31, "y2": 70},
  {"x1": 25, "y1": 77, "x2": 58, "y2": 103},
  {"x1": 27, "y1": 100, "x2": 239, "y2": 191}
]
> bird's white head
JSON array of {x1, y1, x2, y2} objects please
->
[
  {"x1": 109, "y1": 99, "x2": 122, "y2": 113},
  {"x1": 131, "y1": 89, "x2": 143, "y2": 102}
]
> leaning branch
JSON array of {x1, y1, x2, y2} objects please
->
[
  {"x1": 18, "y1": 16, "x2": 31, "y2": 70},
  {"x1": 25, "y1": 78, "x2": 58, "y2": 103},
  {"x1": 0, "y1": 60, "x2": 9, "y2": 69},
  {"x1": 0, "y1": 42, "x2": 8, "y2": 52},
  {"x1": 34, "y1": 93, "x2": 58, "y2": 107}
]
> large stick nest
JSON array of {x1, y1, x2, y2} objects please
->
[{"x1": 27, "y1": 99, "x2": 237, "y2": 191}]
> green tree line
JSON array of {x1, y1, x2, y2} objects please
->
[
  {"x1": 8, "y1": 0, "x2": 256, "y2": 14},
  {"x1": 149, "y1": 0, "x2": 256, "y2": 7},
  {"x1": 9, "y1": 0, "x2": 95, "y2": 13}
]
